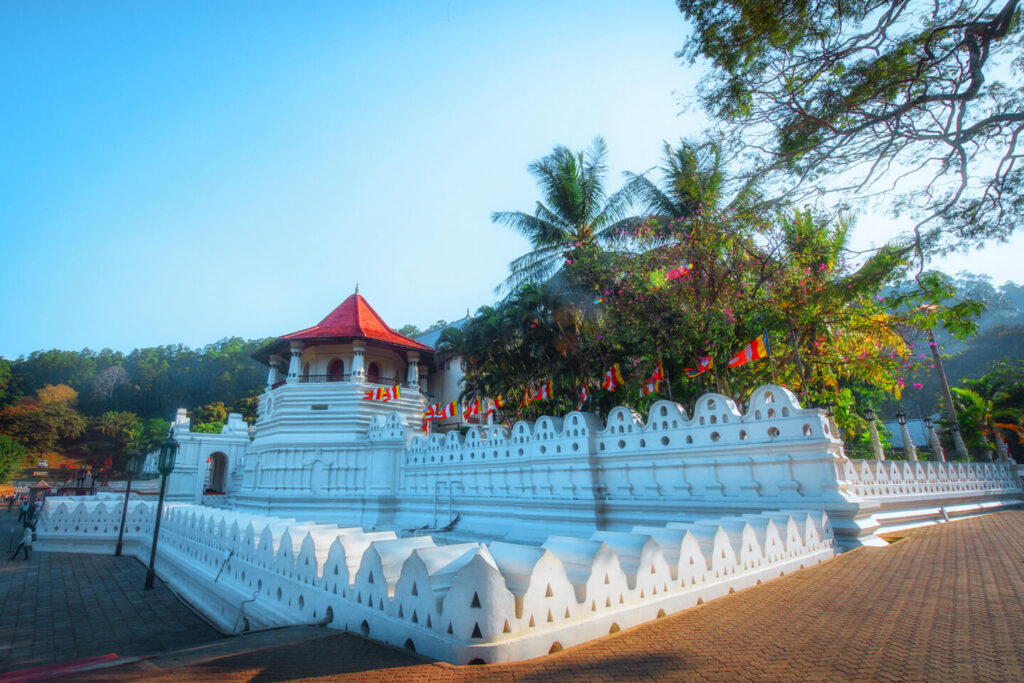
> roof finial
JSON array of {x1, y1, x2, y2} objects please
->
[{"x1": 355, "y1": 282, "x2": 359, "y2": 294}]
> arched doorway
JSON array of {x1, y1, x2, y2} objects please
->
[
  {"x1": 327, "y1": 358, "x2": 345, "y2": 382},
  {"x1": 207, "y1": 452, "x2": 229, "y2": 493},
  {"x1": 366, "y1": 362, "x2": 381, "y2": 384}
]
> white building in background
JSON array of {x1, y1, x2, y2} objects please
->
[{"x1": 38, "y1": 289, "x2": 1023, "y2": 665}]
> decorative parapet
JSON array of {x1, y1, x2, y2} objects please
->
[
  {"x1": 838, "y1": 459, "x2": 1019, "y2": 499},
  {"x1": 36, "y1": 497, "x2": 835, "y2": 664}
]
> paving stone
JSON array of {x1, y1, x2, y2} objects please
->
[
  {"x1": 0, "y1": 508, "x2": 223, "y2": 674},
  {"x1": 11, "y1": 507, "x2": 1024, "y2": 681}
]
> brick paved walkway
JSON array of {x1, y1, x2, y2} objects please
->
[
  {"x1": 56, "y1": 509, "x2": 1024, "y2": 682},
  {"x1": 0, "y1": 507, "x2": 223, "y2": 674}
]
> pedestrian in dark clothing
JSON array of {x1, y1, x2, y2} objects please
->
[
  {"x1": 9, "y1": 524, "x2": 33, "y2": 560},
  {"x1": 17, "y1": 501, "x2": 29, "y2": 523}
]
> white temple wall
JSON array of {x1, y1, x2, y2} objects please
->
[
  {"x1": 162, "y1": 385, "x2": 1021, "y2": 547},
  {"x1": 35, "y1": 499, "x2": 836, "y2": 665}
]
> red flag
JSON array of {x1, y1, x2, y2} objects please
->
[
  {"x1": 515, "y1": 393, "x2": 528, "y2": 417},
  {"x1": 362, "y1": 385, "x2": 400, "y2": 402},
  {"x1": 576, "y1": 385, "x2": 589, "y2": 411},
  {"x1": 642, "y1": 378, "x2": 660, "y2": 395},
  {"x1": 684, "y1": 356, "x2": 713, "y2": 378},
  {"x1": 602, "y1": 364, "x2": 625, "y2": 391},
  {"x1": 527, "y1": 382, "x2": 553, "y2": 403},
  {"x1": 434, "y1": 401, "x2": 458, "y2": 420},
  {"x1": 462, "y1": 398, "x2": 481, "y2": 420},
  {"x1": 728, "y1": 334, "x2": 771, "y2": 368}
]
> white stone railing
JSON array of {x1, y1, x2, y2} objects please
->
[
  {"x1": 838, "y1": 459, "x2": 1019, "y2": 499},
  {"x1": 36, "y1": 498, "x2": 835, "y2": 664}
]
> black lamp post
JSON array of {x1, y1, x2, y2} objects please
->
[
  {"x1": 115, "y1": 450, "x2": 145, "y2": 557},
  {"x1": 895, "y1": 408, "x2": 907, "y2": 426},
  {"x1": 75, "y1": 467, "x2": 87, "y2": 496},
  {"x1": 144, "y1": 434, "x2": 178, "y2": 590},
  {"x1": 863, "y1": 406, "x2": 876, "y2": 422}
]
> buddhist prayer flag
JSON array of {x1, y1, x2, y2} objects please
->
[
  {"x1": 434, "y1": 400, "x2": 458, "y2": 420},
  {"x1": 642, "y1": 378, "x2": 660, "y2": 395},
  {"x1": 685, "y1": 356, "x2": 713, "y2": 378},
  {"x1": 424, "y1": 400, "x2": 458, "y2": 422},
  {"x1": 640, "y1": 359, "x2": 664, "y2": 395},
  {"x1": 666, "y1": 262, "x2": 693, "y2": 281},
  {"x1": 602, "y1": 364, "x2": 625, "y2": 391},
  {"x1": 649, "y1": 359, "x2": 665, "y2": 382},
  {"x1": 728, "y1": 334, "x2": 771, "y2": 368},
  {"x1": 494, "y1": 394, "x2": 505, "y2": 409},
  {"x1": 362, "y1": 385, "x2": 400, "y2": 402},
  {"x1": 462, "y1": 398, "x2": 482, "y2": 420},
  {"x1": 576, "y1": 385, "x2": 589, "y2": 411},
  {"x1": 527, "y1": 382, "x2": 553, "y2": 403},
  {"x1": 515, "y1": 393, "x2": 529, "y2": 417}
]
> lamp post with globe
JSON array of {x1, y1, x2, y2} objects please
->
[
  {"x1": 115, "y1": 450, "x2": 145, "y2": 557},
  {"x1": 144, "y1": 434, "x2": 178, "y2": 590}
]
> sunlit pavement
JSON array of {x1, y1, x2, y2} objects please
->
[{"x1": 32, "y1": 508, "x2": 1020, "y2": 682}]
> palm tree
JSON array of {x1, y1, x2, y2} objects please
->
[
  {"x1": 952, "y1": 380, "x2": 1024, "y2": 461},
  {"x1": 621, "y1": 138, "x2": 761, "y2": 240},
  {"x1": 493, "y1": 137, "x2": 631, "y2": 292}
]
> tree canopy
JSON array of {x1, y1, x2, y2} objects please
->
[{"x1": 675, "y1": 0, "x2": 1024, "y2": 252}]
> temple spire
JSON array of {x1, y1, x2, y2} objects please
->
[{"x1": 355, "y1": 282, "x2": 359, "y2": 294}]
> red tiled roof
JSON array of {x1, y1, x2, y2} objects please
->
[{"x1": 253, "y1": 293, "x2": 431, "y2": 364}]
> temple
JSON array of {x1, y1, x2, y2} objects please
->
[{"x1": 37, "y1": 289, "x2": 1023, "y2": 664}]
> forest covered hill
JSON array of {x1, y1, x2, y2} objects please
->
[{"x1": 1, "y1": 272, "x2": 1022, "y2": 482}]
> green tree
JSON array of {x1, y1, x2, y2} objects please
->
[
  {"x1": 0, "y1": 358, "x2": 12, "y2": 406},
  {"x1": 133, "y1": 417, "x2": 171, "y2": 456},
  {"x1": 0, "y1": 402, "x2": 86, "y2": 454},
  {"x1": 675, "y1": 0, "x2": 1024, "y2": 250},
  {"x1": 0, "y1": 434, "x2": 28, "y2": 484},
  {"x1": 621, "y1": 138, "x2": 762, "y2": 240},
  {"x1": 951, "y1": 385, "x2": 1021, "y2": 460},
  {"x1": 493, "y1": 137, "x2": 631, "y2": 291},
  {"x1": 191, "y1": 401, "x2": 228, "y2": 429}
]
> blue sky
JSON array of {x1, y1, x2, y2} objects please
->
[{"x1": 1, "y1": 1, "x2": 1020, "y2": 359}]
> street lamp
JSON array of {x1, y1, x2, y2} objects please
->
[
  {"x1": 115, "y1": 450, "x2": 145, "y2": 558},
  {"x1": 75, "y1": 467, "x2": 87, "y2": 496},
  {"x1": 863, "y1": 407, "x2": 885, "y2": 460},
  {"x1": 144, "y1": 434, "x2": 178, "y2": 590}
]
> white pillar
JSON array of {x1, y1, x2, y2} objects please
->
[
  {"x1": 995, "y1": 432, "x2": 1011, "y2": 462},
  {"x1": 267, "y1": 354, "x2": 283, "y2": 387},
  {"x1": 406, "y1": 351, "x2": 420, "y2": 388},
  {"x1": 286, "y1": 343, "x2": 303, "y2": 380},
  {"x1": 351, "y1": 341, "x2": 365, "y2": 380},
  {"x1": 928, "y1": 425, "x2": 946, "y2": 462},
  {"x1": 900, "y1": 422, "x2": 918, "y2": 461},
  {"x1": 868, "y1": 421, "x2": 885, "y2": 461}
]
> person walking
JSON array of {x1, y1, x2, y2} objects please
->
[
  {"x1": 17, "y1": 501, "x2": 29, "y2": 523},
  {"x1": 9, "y1": 523, "x2": 33, "y2": 561}
]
